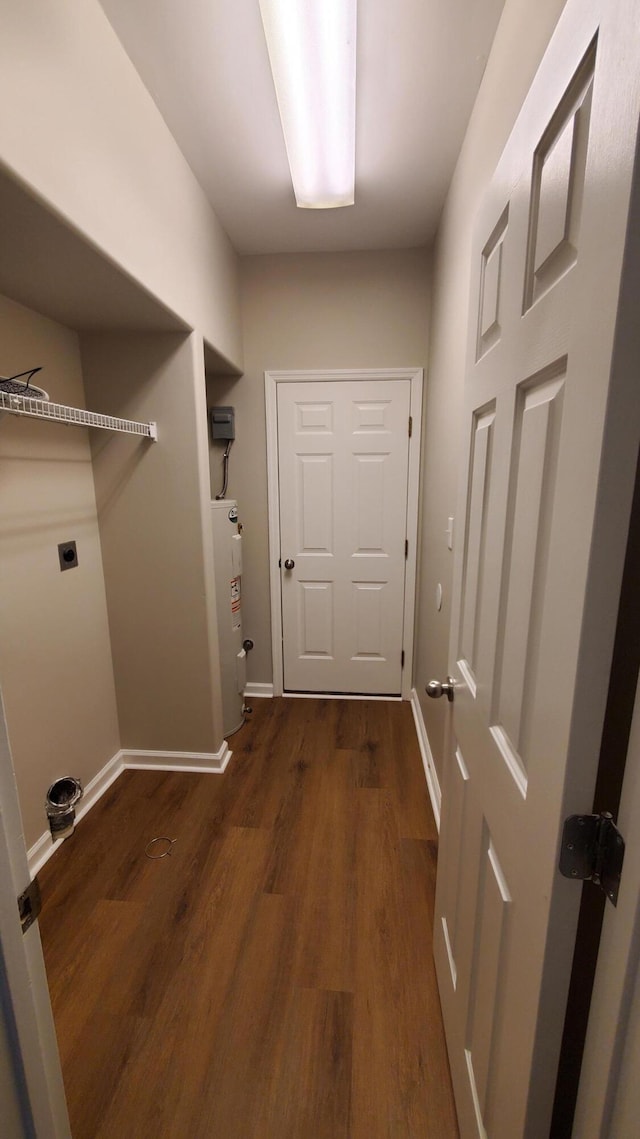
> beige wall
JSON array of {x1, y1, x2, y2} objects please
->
[
  {"x1": 0, "y1": 296, "x2": 120, "y2": 849},
  {"x1": 209, "y1": 249, "x2": 431, "y2": 685},
  {"x1": 413, "y1": 0, "x2": 568, "y2": 781},
  {"x1": 82, "y1": 332, "x2": 223, "y2": 753},
  {"x1": 0, "y1": 0, "x2": 241, "y2": 369},
  {"x1": 0, "y1": 0, "x2": 571, "y2": 828}
]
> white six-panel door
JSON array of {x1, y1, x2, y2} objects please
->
[
  {"x1": 277, "y1": 378, "x2": 412, "y2": 695},
  {"x1": 433, "y1": 1, "x2": 640, "y2": 1136}
]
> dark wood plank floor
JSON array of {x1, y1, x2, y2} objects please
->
[{"x1": 38, "y1": 697, "x2": 459, "y2": 1138}]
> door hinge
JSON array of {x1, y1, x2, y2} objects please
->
[
  {"x1": 404, "y1": 538, "x2": 409, "y2": 559},
  {"x1": 559, "y1": 812, "x2": 625, "y2": 906},
  {"x1": 18, "y1": 877, "x2": 42, "y2": 934},
  {"x1": 408, "y1": 416, "x2": 413, "y2": 438},
  {"x1": 401, "y1": 650, "x2": 405, "y2": 668}
]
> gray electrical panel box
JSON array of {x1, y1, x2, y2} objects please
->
[{"x1": 209, "y1": 406, "x2": 235, "y2": 440}]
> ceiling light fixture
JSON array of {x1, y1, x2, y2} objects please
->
[{"x1": 258, "y1": 0, "x2": 357, "y2": 209}]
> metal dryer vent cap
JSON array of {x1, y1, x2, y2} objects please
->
[{"x1": 45, "y1": 777, "x2": 83, "y2": 815}]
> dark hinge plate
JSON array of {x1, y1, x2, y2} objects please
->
[
  {"x1": 559, "y1": 813, "x2": 625, "y2": 906},
  {"x1": 18, "y1": 877, "x2": 42, "y2": 934},
  {"x1": 408, "y1": 416, "x2": 413, "y2": 438},
  {"x1": 404, "y1": 539, "x2": 409, "y2": 559},
  {"x1": 401, "y1": 650, "x2": 405, "y2": 668}
]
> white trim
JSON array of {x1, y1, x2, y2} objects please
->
[
  {"x1": 121, "y1": 742, "x2": 232, "y2": 774},
  {"x1": 0, "y1": 688, "x2": 71, "y2": 1137},
  {"x1": 244, "y1": 682, "x2": 274, "y2": 698},
  {"x1": 410, "y1": 687, "x2": 442, "y2": 831},
  {"x1": 27, "y1": 742, "x2": 232, "y2": 876},
  {"x1": 28, "y1": 750, "x2": 124, "y2": 876},
  {"x1": 28, "y1": 831, "x2": 63, "y2": 879},
  {"x1": 403, "y1": 373, "x2": 423, "y2": 699},
  {"x1": 265, "y1": 367, "x2": 424, "y2": 700},
  {"x1": 265, "y1": 370, "x2": 283, "y2": 695}
]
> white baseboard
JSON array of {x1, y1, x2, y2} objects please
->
[
  {"x1": 121, "y1": 741, "x2": 232, "y2": 774},
  {"x1": 244, "y1": 682, "x2": 274, "y2": 698},
  {"x1": 410, "y1": 688, "x2": 442, "y2": 832},
  {"x1": 245, "y1": 683, "x2": 404, "y2": 703},
  {"x1": 27, "y1": 741, "x2": 232, "y2": 876}
]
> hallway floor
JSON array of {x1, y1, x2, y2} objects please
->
[{"x1": 38, "y1": 697, "x2": 459, "y2": 1138}]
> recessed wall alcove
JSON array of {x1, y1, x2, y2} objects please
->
[{"x1": 0, "y1": 167, "x2": 233, "y2": 863}]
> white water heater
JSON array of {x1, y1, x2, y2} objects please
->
[{"x1": 210, "y1": 499, "x2": 246, "y2": 736}]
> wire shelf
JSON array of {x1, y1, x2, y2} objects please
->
[{"x1": 0, "y1": 390, "x2": 157, "y2": 441}]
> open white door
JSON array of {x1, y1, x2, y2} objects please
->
[
  {"x1": 433, "y1": 1, "x2": 640, "y2": 1135},
  {"x1": 0, "y1": 688, "x2": 70, "y2": 1137}
]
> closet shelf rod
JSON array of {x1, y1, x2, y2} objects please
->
[{"x1": 0, "y1": 391, "x2": 157, "y2": 441}]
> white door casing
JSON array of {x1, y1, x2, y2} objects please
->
[
  {"x1": 266, "y1": 369, "x2": 422, "y2": 698},
  {"x1": 433, "y1": 2, "x2": 640, "y2": 1136},
  {"x1": 573, "y1": 664, "x2": 640, "y2": 1137},
  {"x1": 0, "y1": 687, "x2": 71, "y2": 1137}
]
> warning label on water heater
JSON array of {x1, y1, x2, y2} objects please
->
[{"x1": 231, "y1": 576, "x2": 241, "y2": 629}]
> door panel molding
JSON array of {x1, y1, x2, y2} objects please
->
[{"x1": 265, "y1": 368, "x2": 423, "y2": 698}]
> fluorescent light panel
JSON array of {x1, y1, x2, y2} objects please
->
[{"x1": 259, "y1": 0, "x2": 356, "y2": 209}]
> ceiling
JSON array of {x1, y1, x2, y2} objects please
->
[{"x1": 99, "y1": 0, "x2": 506, "y2": 256}]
